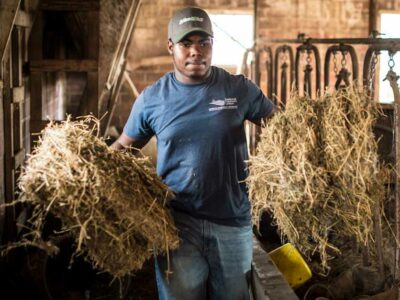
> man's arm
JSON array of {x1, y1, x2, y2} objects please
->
[
  {"x1": 250, "y1": 105, "x2": 278, "y2": 127},
  {"x1": 110, "y1": 132, "x2": 151, "y2": 151}
]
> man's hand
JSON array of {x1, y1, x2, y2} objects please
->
[
  {"x1": 110, "y1": 133, "x2": 150, "y2": 151},
  {"x1": 251, "y1": 105, "x2": 279, "y2": 127}
]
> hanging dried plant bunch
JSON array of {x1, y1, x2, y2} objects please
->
[{"x1": 248, "y1": 86, "x2": 385, "y2": 272}]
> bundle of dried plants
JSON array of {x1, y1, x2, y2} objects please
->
[
  {"x1": 248, "y1": 86, "x2": 385, "y2": 272},
  {"x1": 15, "y1": 116, "x2": 179, "y2": 278}
]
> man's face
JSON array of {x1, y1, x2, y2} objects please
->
[{"x1": 168, "y1": 33, "x2": 213, "y2": 84}]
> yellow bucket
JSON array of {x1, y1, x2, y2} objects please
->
[{"x1": 269, "y1": 243, "x2": 312, "y2": 289}]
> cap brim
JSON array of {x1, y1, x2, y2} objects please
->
[{"x1": 172, "y1": 28, "x2": 213, "y2": 43}]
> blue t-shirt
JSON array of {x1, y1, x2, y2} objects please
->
[{"x1": 124, "y1": 66, "x2": 274, "y2": 226}]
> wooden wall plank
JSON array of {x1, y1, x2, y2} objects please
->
[
  {"x1": 28, "y1": 11, "x2": 43, "y2": 136},
  {"x1": 30, "y1": 72, "x2": 42, "y2": 119},
  {"x1": 0, "y1": 0, "x2": 21, "y2": 62},
  {"x1": 0, "y1": 80, "x2": 5, "y2": 235},
  {"x1": 14, "y1": 9, "x2": 32, "y2": 28},
  {"x1": 2, "y1": 47, "x2": 17, "y2": 242},
  {"x1": 84, "y1": 72, "x2": 98, "y2": 116},
  {"x1": 29, "y1": 59, "x2": 98, "y2": 72},
  {"x1": 13, "y1": 148, "x2": 25, "y2": 169},
  {"x1": 13, "y1": 102, "x2": 21, "y2": 153},
  {"x1": 11, "y1": 26, "x2": 23, "y2": 87},
  {"x1": 40, "y1": 0, "x2": 99, "y2": 11},
  {"x1": 85, "y1": 10, "x2": 99, "y2": 117},
  {"x1": 252, "y1": 237, "x2": 299, "y2": 300},
  {"x1": 30, "y1": 119, "x2": 56, "y2": 135},
  {"x1": 12, "y1": 86, "x2": 24, "y2": 103}
]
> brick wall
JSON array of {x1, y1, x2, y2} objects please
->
[
  {"x1": 258, "y1": 0, "x2": 371, "y2": 40},
  {"x1": 111, "y1": 0, "x2": 400, "y2": 132}
]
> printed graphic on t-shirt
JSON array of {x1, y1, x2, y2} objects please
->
[{"x1": 209, "y1": 98, "x2": 238, "y2": 111}]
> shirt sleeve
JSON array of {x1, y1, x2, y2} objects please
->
[
  {"x1": 244, "y1": 77, "x2": 275, "y2": 121},
  {"x1": 123, "y1": 93, "x2": 155, "y2": 140}
]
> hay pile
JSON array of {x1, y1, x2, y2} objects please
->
[
  {"x1": 248, "y1": 86, "x2": 385, "y2": 272},
  {"x1": 17, "y1": 116, "x2": 179, "y2": 278}
]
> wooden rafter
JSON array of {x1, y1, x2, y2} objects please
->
[
  {"x1": 0, "y1": 0, "x2": 21, "y2": 64},
  {"x1": 40, "y1": 0, "x2": 100, "y2": 11},
  {"x1": 106, "y1": 0, "x2": 141, "y2": 89},
  {"x1": 100, "y1": 0, "x2": 142, "y2": 136},
  {"x1": 29, "y1": 59, "x2": 98, "y2": 72}
]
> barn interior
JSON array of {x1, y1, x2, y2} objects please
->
[{"x1": 1, "y1": 0, "x2": 400, "y2": 299}]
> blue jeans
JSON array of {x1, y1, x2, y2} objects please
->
[{"x1": 155, "y1": 210, "x2": 253, "y2": 300}]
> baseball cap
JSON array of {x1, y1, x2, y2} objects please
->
[{"x1": 168, "y1": 7, "x2": 214, "y2": 43}]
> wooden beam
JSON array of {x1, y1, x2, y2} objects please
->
[
  {"x1": 102, "y1": 61, "x2": 126, "y2": 137},
  {"x1": 13, "y1": 102, "x2": 22, "y2": 152},
  {"x1": 64, "y1": 13, "x2": 84, "y2": 56},
  {"x1": 14, "y1": 9, "x2": 31, "y2": 27},
  {"x1": 40, "y1": 0, "x2": 100, "y2": 11},
  {"x1": 11, "y1": 86, "x2": 24, "y2": 103},
  {"x1": 0, "y1": 80, "x2": 4, "y2": 209},
  {"x1": 12, "y1": 148, "x2": 25, "y2": 169},
  {"x1": 106, "y1": 0, "x2": 141, "y2": 89},
  {"x1": 0, "y1": 0, "x2": 21, "y2": 63},
  {"x1": 11, "y1": 26, "x2": 23, "y2": 87},
  {"x1": 124, "y1": 71, "x2": 139, "y2": 97},
  {"x1": 86, "y1": 72, "x2": 99, "y2": 116},
  {"x1": 252, "y1": 237, "x2": 299, "y2": 300},
  {"x1": 130, "y1": 55, "x2": 172, "y2": 70},
  {"x1": 369, "y1": 0, "x2": 378, "y2": 35},
  {"x1": 28, "y1": 12, "x2": 42, "y2": 135},
  {"x1": 30, "y1": 119, "x2": 49, "y2": 135},
  {"x1": 29, "y1": 59, "x2": 98, "y2": 72},
  {"x1": 85, "y1": 10, "x2": 99, "y2": 117},
  {"x1": 2, "y1": 48, "x2": 18, "y2": 242}
]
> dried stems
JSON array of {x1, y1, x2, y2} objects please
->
[
  {"x1": 248, "y1": 86, "x2": 385, "y2": 272},
  {"x1": 14, "y1": 116, "x2": 179, "y2": 278}
]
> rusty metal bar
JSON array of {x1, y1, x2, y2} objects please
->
[
  {"x1": 261, "y1": 46, "x2": 274, "y2": 99},
  {"x1": 280, "y1": 63, "x2": 288, "y2": 106},
  {"x1": 295, "y1": 44, "x2": 321, "y2": 96},
  {"x1": 362, "y1": 47, "x2": 378, "y2": 97},
  {"x1": 253, "y1": 50, "x2": 261, "y2": 87},
  {"x1": 386, "y1": 69, "x2": 400, "y2": 279},
  {"x1": 274, "y1": 45, "x2": 294, "y2": 106},
  {"x1": 362, "y1": 45, "x2": 400, "y2": 97},
  {"x1": 258, "y1": 37, "x2": 400, "y2": 45}
]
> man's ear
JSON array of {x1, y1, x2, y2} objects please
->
[{"x1": 167, "y1": 39, "x2": 174, "y2": 55}]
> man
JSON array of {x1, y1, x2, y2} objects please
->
[{"x1": 111, "y1": 6, "x2": 276, "y2": 300}]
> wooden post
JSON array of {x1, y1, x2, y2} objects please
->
[
  {"x1": 386, "y1": 70, "x2": 400, "y2": 279},
  {"x1": 368, "y1": 0, "x2": 378, "y2": 35},
  {"x1": 3, "y1": 44, "x2": 17, "y2": 242},
  {"x1": 0, "y1": 0, "x2": 21, "y2": 62},
  {"x1": 28, "y1": 11, "x2": 43, "y2": 143},
  {"x1": 85, "y1": 10, "x2": 99, "y2": 117},
  {"x1": 0, "y1": 79, "x2": 5, "y2": 242},
  {"x1": 100, "y1": 0, "x2": 142, "y2": 135}
]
